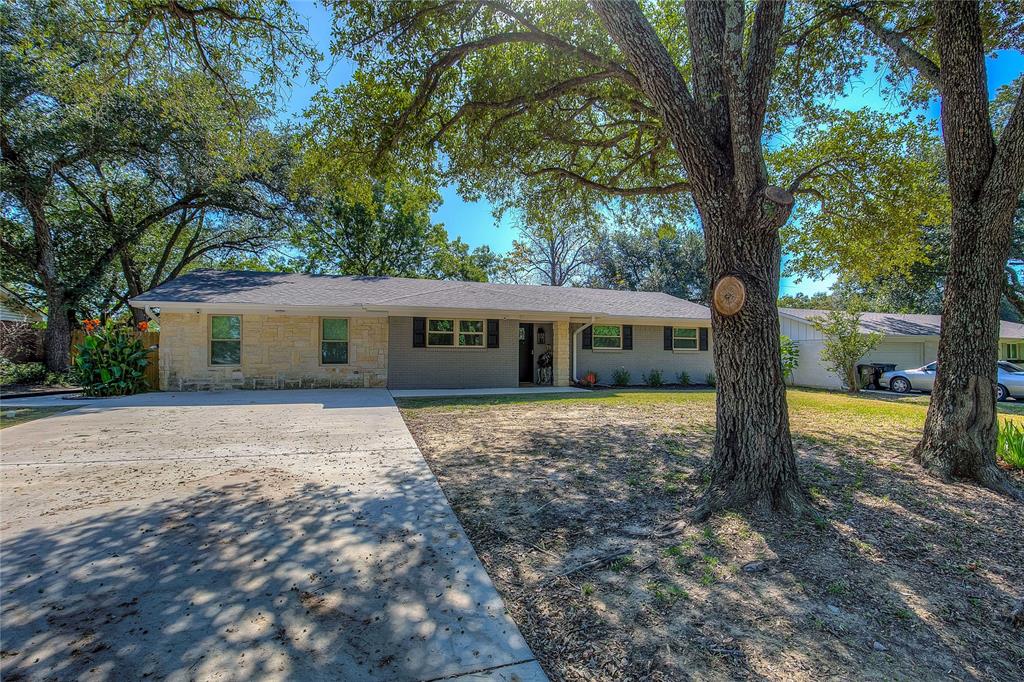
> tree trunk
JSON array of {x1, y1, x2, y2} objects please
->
[
  {"x1": 43, "y1": 286, "x2": 72, "y2": 372},
  {"x1": 591, "y1": 0, "x2": 812, "y2": 518},
  {"x1": 912, "y1": 1, "x2": 1024, "y2": 501},
  {"x1": 695, "y1": 194, "x2": 812, "y2": 519},
  {"x1": 913, "y1": 205, "x2": 1021, "y2": 499}
]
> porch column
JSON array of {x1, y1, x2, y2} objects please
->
[{"x1": 552, "y1": 320, "x2": 571, "y2": 386}]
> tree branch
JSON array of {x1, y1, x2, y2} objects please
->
[
  {"x1": 843, "y1": 5, "x2": 941, "y2": 86},
  {"x1": 523, "y1": 166, "x2": 688, "y2": 196}
]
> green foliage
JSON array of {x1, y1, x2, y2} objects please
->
[
  {"x1": 612, "y1": 367, "x2": 631, "y2": 387},
  {"x1": 811, "y1": 310, "x2": 884, "y2": 392},
  {"x1": 72, "y1": 322, "x2": 150, "y2": 397},
  {"x1": 676, "y1": 370, "x2": 691, "y2": 387},
  {"x1": 590, "y1": 223, "x2": 708, "y2": 302},
  {"x1": 705, "y1": 373, "x2": 716, "y2": 388},
  {"x1": 644, "y1": 369, "x2": 664, "y2": 387},
  {"x1": 774, "y1": 110, "x2": 950, "y2": 283},
  {"x1": 780, "y1": 336, "x2": 800, "y2": 383},
  {"x1": 997, "y1": 420, "x2": 1024, "y2": 470},
  {"x1": 0, "y1": 360, "x2": 47, "y2": 386},
  {"x1": 292, "y1": 183, "x2": 490, "y2": 281},
  {"x1": 580, "y1": 371, "x2": 598, "y2": 388}
]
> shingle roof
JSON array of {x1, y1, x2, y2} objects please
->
[
  {"x1": 779, "y1": 308, "x2": 1024, "y2": 339},
  {"x1": 132, "y1": 269, "x2": 712, "y2": 320}
]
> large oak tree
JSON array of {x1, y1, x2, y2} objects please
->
[
  {"x1": 310, "y1": 0, "x2": 916, "y2": 517},
  {"x1": 821, "y1": 1, "x2": 1024, "y2": 499}
]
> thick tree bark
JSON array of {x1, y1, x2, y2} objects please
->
[
  {"x1": 912, "y1": 1, "x2": 1024, "y2": 500},
  {"x1": 698, "y1": 193, "x2": 810, "y2": 518},
  {"x1": 42, "y1": 286, "x2": 72, "y2": 372},
  {"x1": 591, "y1": 0, "x2": 813, "y2": 518}
]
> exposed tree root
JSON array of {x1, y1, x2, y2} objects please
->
[
  {"x1": 914, "y1": 442, "x2": 1024, "y2": 503},
  {"x1": 689, "y1": 475, "x2": 819, "y2": 523}
]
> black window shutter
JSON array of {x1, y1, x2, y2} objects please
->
[
  {"x1": 623, "y1": 325, "x2": 633, "y2": 350},
  {"x1": 582, "y1": 326, "x2": 592, "y2": 349},
  {"x1": 664, "y1": 326, "x2": 673, "y2": 351},
  {"x1": 487, "y1": 319, "x2": 499, "y2": 348},
  {"x1": 413, "y1": 317, "x2": 426, "y2": 348},
  {"x1": 699, "y1": 327, "x2": 709, "y2": 351}
]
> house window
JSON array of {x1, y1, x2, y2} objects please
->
[
  {"x1": 672, "y1": 327, "x2": 698, "y2": 350},
  {"x1": 427, "y1": 319, "x2": 455, "y2": 346},
  {"x1": 321, "y1": 318, "x2": 349, "y2": 364},
  {"x1": 592, "y1": 324, "x2": 622, "y2": 349},
  {"x1": 210, "y1": 315, "x2": 241, "y2": 365},
  {"x1": 427, "y1": 319, "x2": 486, "y2": 347},
  {"x1": 458, "y1": 319, "x2": 484, "y2": 347},
  {"x1": 1007, "y1": 343, "x2": 1020, "y2": 360}
]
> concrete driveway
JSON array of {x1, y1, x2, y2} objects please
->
[{"x1": 0, "y1": 390, "x2": 544, "y2": 681}]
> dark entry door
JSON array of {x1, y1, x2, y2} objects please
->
[{"x1": 518, "y1": 323, "x2": 534, "y2": 382}]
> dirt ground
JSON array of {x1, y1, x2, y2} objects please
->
[{"x1": 399, "y1": 389, "x2": 1024, "y2": 681}]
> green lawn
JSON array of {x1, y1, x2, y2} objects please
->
[{"x1": 0, "y1": 406, "x2": 75, "y2": 429}]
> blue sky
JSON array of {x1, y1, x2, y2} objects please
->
[{"x1": 281, "y1": 1, "x2": 1022, "y2": 296}]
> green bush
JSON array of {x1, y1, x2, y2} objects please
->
[
  {"x1": 676, "y1": 370, "x2": 691, "y2": 386},
  {"x1": 705, "y1": 372, "x2": 716, "y2": 387},
  {"x1": 644, "y1": 368, "x2": 664, "y2": 387},
  {"x1": 997, "y1": 419, "x2": 1024, "y2": 470},
  {"x1": 612, "y1": 367, "x2": 631, "y2": 386},
  {"x1": 72, "y1": 321, "x2": 150, "y2": 397},
  {"x1": 780, "y1": 335, "x2": 800, "y2": 382},
  {"x1": 0, "y1": 359, "x2": 47, "y2": 386}
]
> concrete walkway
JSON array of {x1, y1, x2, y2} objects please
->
[
  {"x1": 0, "y1": 390, "x2": 545, "y2": 681},
  {"x1": 390, "y1": 386, "x2": 589, "y2": 398}
]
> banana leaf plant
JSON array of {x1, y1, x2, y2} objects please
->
[{"x1": 72, "y1": 320, "x2": 150, "y2": 397}]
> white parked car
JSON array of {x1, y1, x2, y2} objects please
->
[{"x1": 881, "y1": 361, "x2": 1024, "y2": 401}]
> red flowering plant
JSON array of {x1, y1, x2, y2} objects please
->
[
  {"x1": 580, "y1": 371, "x2": 598, "y2": 388},
  {"x1": 72, "y1": 320, "x2": 149, "y2": 396},
  {"x1": 137, "y1": 321, "x2": 149, "y2": 332}
]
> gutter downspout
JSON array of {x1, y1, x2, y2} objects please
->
[{"x1": 572, "y1": 317, "x2": 595, "y2": 383}]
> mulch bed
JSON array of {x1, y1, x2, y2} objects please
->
[{"x1": 401, "y1": 397, "x2": 1024, "y2": 681}]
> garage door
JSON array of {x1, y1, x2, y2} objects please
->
[{"x1": 863, "y1": 342, "x2": 925, "y2": 370}]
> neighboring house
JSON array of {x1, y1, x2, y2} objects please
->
[
  {"x1": 129, "y1": 269, "x2": 712, "y2": 391},
  {"x1": 129, "y1": 270, "x2": 1024, "y2": 392},
  {"x1": 780, "y1": 308, "x2": 1024, "y2": 390},
  {"x1": 0, "y1": 286, "x2": 45, "y2": 362},
  {"x1": 0, "y1": 286, "x2": 44, "y2": 324}
]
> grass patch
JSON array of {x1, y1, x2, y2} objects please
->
[{"x1": 0, "y1": 406, "x2": 74, "y2": 429}]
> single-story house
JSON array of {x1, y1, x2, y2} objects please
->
[
  {"x1": 780, "y1": 308, "x2": 1024, "y2": 390},
  {"x1": 129, "y1": 270, "x2": 1024, "y2": 392},
  {"x1": 130, "y1": 269, "x2": 713, "y2": 391},
  {"x1": 0, "y1": 285, "x2": 45, "y2": 362}
]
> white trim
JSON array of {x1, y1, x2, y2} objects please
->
[{"x1": 572, "y1": 320, "x2": 594, "y2": 382}]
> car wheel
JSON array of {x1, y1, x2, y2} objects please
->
[
  {"x1": 890, "y1": 376, "x2": 911, "y2": 394},
  {"x1": 997, "y1": 384, "x2": 1009, "y2": 402}
]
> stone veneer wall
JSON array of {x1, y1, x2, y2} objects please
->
[{"x1": 158, "y1": 312, "x2": 388, "y2": 390}]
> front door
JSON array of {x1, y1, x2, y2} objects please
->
[{"x1": 518, "y1": 323, "x2": 534, "y2": 383}]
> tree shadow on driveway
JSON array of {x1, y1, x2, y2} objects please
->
[{"x1": 0, "y1": 463, "x2": 533, "y2": 681}]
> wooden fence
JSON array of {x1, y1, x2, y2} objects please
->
[{"x1": 70, "y1": 330, "x2": 160, "y2": 389}]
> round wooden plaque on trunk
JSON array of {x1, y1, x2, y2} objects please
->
[{"x1": 713, "y1": 276, "x2": 746, "y2": 316}]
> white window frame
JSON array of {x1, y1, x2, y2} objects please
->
[
  {"x1": 592, "y1": 324, "x2": 622, "y2": 351},
  {"x1": 320, "y1": 317, "x2": 350, "y2": 365},
  {"x1": 672, "y1": 326, "x2": 699, "y2": 351},
  {"x1": 426, "y1": 318, "x2": 486, "y2": 348},
  {"x1": 1007, "y1": 343, "x2": 1020, "y2": 360},
  {"x1": 209, "y1": 314, "x2": 242, "y2": 366}
]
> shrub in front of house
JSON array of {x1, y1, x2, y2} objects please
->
[
  {"x1": 72, "y1": 320, "x2": 150, "y2": 397},
  {"x1": 644, "y1": 369, "x2": 664, "y2": 387},
  {"x1": 705, "y1": 372, "x2": 716, "y2": 387},
  {"x1": 580, "y1": 371, "x2": 598, "y2": 387},
  {"x1": 0, "y1": 359, "x2": 47, "y2": 386},
  {"x1": 676, "y1": 370, "x2": 691, "y2": 386},
  {"x1": 612, "y1": 367, "x2": 631, "y2": 386}
]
